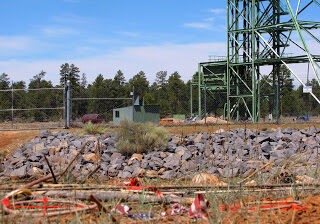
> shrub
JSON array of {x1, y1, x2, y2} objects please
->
[
  {"x1": 115, "y1": 120, "x2": 170, "y2": 155},
  {"x1": 82, "y1": 121, "x2": 106, "y2": 135}
]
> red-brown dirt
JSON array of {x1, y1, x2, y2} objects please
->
[{"x1": 0, "y1": 130, "x2": 39, "y2": 157}]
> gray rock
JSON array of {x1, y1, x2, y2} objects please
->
[
  {"x1": 187, "y1": 161, "x2": 198, "y2": 171},
  {"x1": 141, "y1": 159, "x2": 149, "y2": 169},
  {"x1": 132, "y1": 166, "x2": 144, "y2": 176},
  {"x1": 40, "y1": 130, "x2": 50, "y2": 138},
  {"x1": 29, "y1": 155, "x2": 40, "y2": 162},
  {"x1": 101, "y1": 153, "x2": 111, "y2": 162},
  {"x1": 110, "y1": 158, "x2": 124, "y2": 165},
  {"x1": 283, "y1": 127, "x2": 293, "y2": 134},
  {"x1": 72, "y1": 140, "x2": 82, "y2": 149},
  {"x1": 256, "y1": 136, "x2": 271, "y2": 144},
  {"x1": 51, "y1": 139, "x2": 61, "y2": 147},
  {"x1": 123, "y1": 166, "x2": 133, "y2": 173},
  {"x1": 160, "y1": 170, "x2": 175, "y2": 179},
  {"x1": 207, "y1": 166, "x2": 217, "y2": 174},
  {"x1": 163, "y1": 155, "x2": 181, "y2": 169},
  {"x1": 108, "y1": 165, "x2": 119, "y2": 177},
  {"x1": 119, "y1": 171, "x2": 132, "y2": 178},
  {"x1": 103, "y1": 138, "x2": 115, "y2": 146},
  {"x1": 218, "y1": 166, "x2": 239, "y2": 178},
  {"x1": 261, "y1": 142, "x2": 272, "y2": 153},
  {"x1": 10, "y1": 165, "x2": 27, "y2": 178},
  {"x1": 105, "y1": 146, "x2": 117, "y2": 153},
  {"x1": 149, "y1": 157, "x2": 164, "y2": 169},
  {"x1": 33, "y1": 142, "x2": 45, "y2": 152},
  {"x1": 182, "y1": 151, "x2": 192, "y2": 161},
  {"x1": 166, "y1": 142, "x2": 177, "y2": 153},
  {"x1": 111, "y1": 152, "x2": 122, "y2": 160}
]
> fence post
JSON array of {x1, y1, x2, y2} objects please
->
[
  {"x1": 11, "y1": 81, "x2": 14, "y2": 129},
  {"x1": 64, "y1": 83, "x2": 67, "y2": 129},
  {"x1": 67, "y1": 81, "x2": 71, "y2": 128},
  {"x1": 204, "y1": 81, "x2": 207, "y2": 124},
  {"x1": 132, "y1": 86, "x2": 135, "y2": 122}
]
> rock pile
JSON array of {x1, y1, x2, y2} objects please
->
[{"x1": 0, "y1": 127, "x2": 319, "y2": 181}]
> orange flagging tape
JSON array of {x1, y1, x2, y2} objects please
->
[
  {"x1": 1, "y1": 198, "x2": 84, "y2": 213},
  {"x1": 125, "y1": 177, "x2": 163, "y2": 196}
]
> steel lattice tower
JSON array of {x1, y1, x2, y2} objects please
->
[{"x1": 192, "y1": 0, "x2": 320, "y2": 122}]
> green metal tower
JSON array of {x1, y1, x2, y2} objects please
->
[{"x1": 191, "y1": 0, "x2": 320, "y2": 122}]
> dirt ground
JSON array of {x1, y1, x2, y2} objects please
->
[
  {"x1": 6, "y1": 191, "x2": 318, "y2": 224},
  {"x1": 0, "y1": 130, "x2": 40, "y2": 157}
]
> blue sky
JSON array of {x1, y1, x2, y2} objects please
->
[
  {"x1": 0, "y1": 0, "x2": 319, "y2": 85},
  {"x1": 0, "y1": 0, "x2": 227, "y2": 83}
]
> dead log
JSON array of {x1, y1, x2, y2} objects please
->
[{"x1": 44, "y1": 190, "x2": 194, "y2": 205}]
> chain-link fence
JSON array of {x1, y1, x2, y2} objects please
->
[
  {"x1": 70, "y1": 97, "x2": 133, "y2": 127},
  {"x1": 0, "y1": 86, "x2": 66, "y2": 130}
]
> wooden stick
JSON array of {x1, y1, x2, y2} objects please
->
[
  {"x1": 89, "y1": 194, "x2": 118, "y2": 223},
  {"x1": 81, "y1": 165, "x2": 101, "y2": 184},
  {"x1": 44, "y1": 190, "x2": 194, "y2": 205},
  {"x1": 96, "y1": 138, "x2": 101, "y2": 155},
  {"x1": 43, "y1": 155, "x2": 58, "y2": 184},
  {"x1": 240, "y1": 160, "x2": 274, "y2": 184},
  {"x1": 58, "y1": 141, "x2": 88, "y2": 181},
  {"x1": 89, "y1": 194, "x2": 108, "y2": 213},
  {"x1": 290, "y1": 209, "x2": 297, "y2": 224},
  {"x1": 2, "y1": 182, "x2": 320, "y2": 192}
]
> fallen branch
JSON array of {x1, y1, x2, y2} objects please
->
[
  {"x1": 43, "y1": 155, "x2": 58, "y2": 184},
  {"x1": 89, "y1": 194, "x2": 118, "y2": 223},
  {"x1": 58, "y1": 141, "x2": 88, "y2": 181},
  {"x1": 43, "y1": 190, "x2": 194, "y2": 205},
  {"x1": 81, "y1": 165, "x2": 101, "y2": 184},
  {"x1": 240, "y1": 160, "x2": 274, "y2": 184},
  {"x1": 2, "y1": 182, "x2": 320, "y2": 192}
]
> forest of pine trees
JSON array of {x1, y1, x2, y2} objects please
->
[{"x1": 0, "y1": 63, "x2": 320, "y2": 122}]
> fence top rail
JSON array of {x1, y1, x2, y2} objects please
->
[
  {"x1": 0, "y1": 107, "x2": 64, "y2": 112},
  {"x1": 0, "y1": 87, "x2": 65, "y2": 92},
  {"x1": 72, "y1": 97, "x2": 132, "y2": 101}
]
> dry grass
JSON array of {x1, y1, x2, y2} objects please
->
[
  {"x1": 163, "y1": 122, "x2": 320, "y2": 135},
  {"x1": 1, "y1": 175, "x2": 320, "y2": 224},
  {"x1": 0, "y1": 121, "x2": 65, "y2": 130},
  {"x1": 82, "y1": 122, "x2": 109, "y2": 135},
  {"x1": 115, "y1": 120, "x2": 170, "y2": 155}
]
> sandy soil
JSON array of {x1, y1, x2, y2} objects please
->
[{"x1": 0, "y1": 130, "x2": 40, "y2": 157}]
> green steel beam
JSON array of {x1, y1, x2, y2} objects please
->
[
  {"x1": 198, "y1": 64, "x2": 201, "y2": 118},
  {"x1": 312, "y1": 0, "x2": 320, "y2": 7},
  {"x1": 226, "y1": 0, "x2": 231, "y2": 121},
  {"x1": 193, "y1": 0, "x2": 320, "y2": 123},
  {"x1": 284, "y1": 0, "x2": 320, "y2": 86}
]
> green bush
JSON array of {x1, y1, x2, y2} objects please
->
[
  {"x1": 82, "y1": 121, "x2": 106, "y2": 135},
  {"x1": 115, "y1": 120, "x2": 170, "y2": 155}
]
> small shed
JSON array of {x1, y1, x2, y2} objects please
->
[
  {"x1": 173, "y1": 114, "x2": 186, "y2": 120},
  {"x1": 113, "y1": 99, "x2": 160, "y2": 125}
]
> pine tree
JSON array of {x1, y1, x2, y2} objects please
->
[
  {"x1": 129, "y1": 71, "x2": 149, "y2": 98},
  {"x1": 0, "y1": 73, "x2": 11, "y2": 121},
  {"x1": 59, "y1": 63, "x2": 80, "y2": 88}
]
